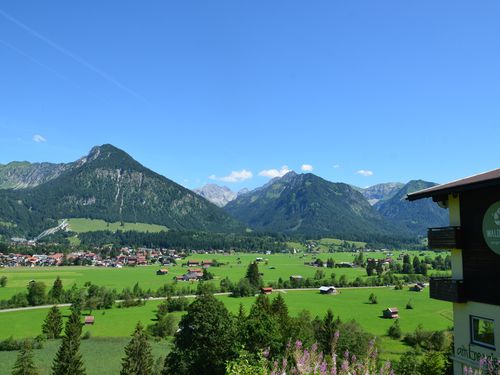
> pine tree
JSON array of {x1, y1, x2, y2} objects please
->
[
  {"x1": 120, "y1": 322, "x2": 154, "y2": 375},
  {"x1": 51, "y1": 306, "x2": 86, "y2": 375},
  {"x1": 245, "y1": 262, "x2": 262, "y2": 288},
  {"x1": 12, "y1": 340, "x2": 39, "y2": 375},
  {"x1": 316, "y1": 309, "x2": 338, "y2": 355},
  {"x1": 271, "y1": 293, "x2": 288, "y2": 322},
  {"x1": 42, "y1": 306, "x2": 63, "y2": 339},
  {"x1": 49, "y1": 277, "x2": 64, "y2": 303}
]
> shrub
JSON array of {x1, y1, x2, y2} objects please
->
[
  {"x1": 387, "y1": 319, "x2": 402, "y2": 339},
  {"x1": 368, "y1": 293, "x2": 378, "y2": 304},
  {"x1": 82, "y1": 331, "x2": 92, "y2": 340},
  {"x1": 117, "y1": 297, "x2": 145, "y2": 308},
  {"x1": 166, "y1": 296, "x2": 190, "y2": 312},
  {"x1": 0, "y1": 337, "x2": 42, "y2": 351},
  {"x1": 406, "y1": 300, "x2": 413, "y2": 309}
]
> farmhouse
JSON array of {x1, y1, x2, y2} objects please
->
[
  {"x1": 84, "y1": 316, "x2": 95, "y2": 325},
  {"x1": 156, "y1": 269, "x2": 168, "y2": 275},
  {"x1": 383, "y1": 307, "x2": 399, "y2": 319},
  {"x1": 202, "y1": 260, "x2": 214, "y2": 268},
  {"x1": 319, "y1": 286, "x2": 337, "y2": 295},
  {"x1": 408, "y1": 168, "x2": 500, "y2": 374},
  {"x1": 187, "y1": 260, "x2": 201, "y2": 267},
  {"x1": 261, "y1": 287, "x2": 273, "y2": 295},
  {"x1": 289, "y1": 275, "x2": 303, "y2": 282}
]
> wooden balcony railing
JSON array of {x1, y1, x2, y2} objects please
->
[
  {"x1": 429, "y1": 277, "x2": 466, "y2": 303},
  {"x1": 427, "y1": 226, "x2": 462, "y2": 249}
]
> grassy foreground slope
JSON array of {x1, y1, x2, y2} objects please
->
[
  {"x1": 0, "y1": 288, "x2": 452, "y2": 364},
  {"x1": 0, "y1": 337, "x2": 170, "y2": 375}
]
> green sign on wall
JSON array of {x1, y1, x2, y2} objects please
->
[{"x1": 483, "y1": 201, "x2": 500, "y2": 255}]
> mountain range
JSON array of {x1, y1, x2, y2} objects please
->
[
  {"x1": 0, "y1": 145, "x2": 242, "y2": 237},
  {"x1": 0, "y1": 144, "x2": 447, "y2": 242}
]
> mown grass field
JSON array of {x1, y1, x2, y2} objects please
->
[
  {"x1": 0, "y1": 250, "x2": 452, "y2": 372},
  {"x1": 0, "y1": 337, "x2": 170, "y2": 375},
  {"x1": 66, "y1": 218, "x2": 168, "y2": 233},
  {"x1": 0, "y1": 251, "x2": 446, "y2": 300},
  {"x1": 286, "y1": 237, "x2": 367, "y2": 252},
  {"x1": 0, "y1": 288, "x2": 452, "y2": 365}
]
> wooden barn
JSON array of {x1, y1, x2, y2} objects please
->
[{"x1": 383, "y1": 307, "x2": 399, "y2": 319}]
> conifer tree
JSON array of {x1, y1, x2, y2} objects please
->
[
  {"x1": 42, "y1": 306, "x2": 63, "y2": 339},
  {"x1": 316, "y1": 309, "x2": 339, "y2": 355},
  {"x1": 51, "y1": 306, "x2": 85, "y2": 375},
  {"x1": 49, "y1": 277, "x2": 64, "y2": 303},
  {"x1": 120, "y1": 322, "x2": 153, "y2": 375},
  {"x1": 12, "y1": 340, "x2": 39, "y2": 375},
  {"x1": 245, "y1": 262, "x2": 262, "y2": 288},
  {"x1": 271, "y1": 293, "x2": 289, "y2": 322}
]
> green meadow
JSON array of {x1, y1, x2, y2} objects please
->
[
  {"x1": 66, "y1": 218, "x2": 168, "y2": 233},
  {"x1": 0, "y1": 250, "x2": 453, "y2": 372},
  {"x1": 0, "y1": 337, "x2": 170, "y2": 375},
  {"x1": 0, "y1": 251, "x2": 442, "y2": 299},
  {"x1": 0, "y1": 288, "x2": 452, "y2": 365}
]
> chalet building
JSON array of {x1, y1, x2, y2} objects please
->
[
  {"x1": 261, "y1": 287, "x2": 273, "y2": 295},
  {"x1": 156, "y1": 269, "x2": 168, "y2": 275},
  {"x1": 202, "y1": 260, "x2": 214, "y2": 268},
  {"x1": 408, "y1": 168, "x2": 500, "y2": 373}
]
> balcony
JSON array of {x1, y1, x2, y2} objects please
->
[
  {"x1": 427, "y1": 226, "x2": 462, "y2": 249},
  {"x1": 430, "y1": 277, "x2": 467, "y2": 303}
]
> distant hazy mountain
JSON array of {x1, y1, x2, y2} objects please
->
[
  {"x1": 354, "y1": 182, "x2": 404, "y2": 205},
  {"x1": 237, "y1": 188, "x2": 250, "y2": 196},
  {"x1": 0, "y1": 145, "x2": 242, "y2": 237},
  {"x1": 224, "y1": 171, "x2": 397, "y2": 239},
  {"x1": 375, "y1": 180, "x2": 448, "y2": 235},
  {"x1": 193, "y1": 184, "x2": 237, "y2": 207}
]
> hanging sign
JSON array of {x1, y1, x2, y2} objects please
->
[{"x1": 483, "y1": 201, "x2": 500, "y2": 255}]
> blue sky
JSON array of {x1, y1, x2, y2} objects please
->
[{"x1": 0, "y1": 1, "x2": 499, "y2": 190}]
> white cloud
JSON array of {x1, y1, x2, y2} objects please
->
[
  {"x1": 209, "y1": 169, "x2": 253, "y2": 183},
  {"x1": 333, "y1": 164, "x2": 340, "y2": 169},
  {"x1": 301, "y1": 164, "x2": 313, "y2": 172},
  {"x1": 258, "y1": 165, "x2": 291, "y2": 178},
  {"x1": 356, "y1": 169, "x2": 374, "y2": 177},
  {"x1": 32, "y1": 134, "x2": 47, "y2": 143}
]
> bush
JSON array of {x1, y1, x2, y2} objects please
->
[
  {"x1": 387, "y1": 319, "x2": 402, "y2": 339},
  {"x1": 0, "y1": 276, "x2": 7, "y2": 287},
  {"x1": 117, "y1": 297, "x2": 145, "y2": 308},
  {"x1": 406, "y1": 300, "x2": 413, "y2": 309},
  {"x1": 231, "y1": 278, "x2": 256, "y2": 298},
  {"x1": 166, "y1": 296, "x2": 190, "y2": 312},
  {"x1": 149, "y1": 314, "x2": 176, "y2": 338},
  {"x1": 82, "y1": 331, "x2": 92, "y2": 340},
  {"x1": 0, "y1": 337, "x2": 42, "y2": 351},
  {"x1": 403, "y1": 324, "x2": 432, "y2": 348},
  {"x1": 368, "y1": 293, "x2": 378, "y2": 304}
]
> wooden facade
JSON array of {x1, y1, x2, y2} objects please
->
[
  {"x1": 460, "y1": 186, "x2": 500, "y2": 306},
  {"x1": 429, "y1": 277, "x2": 466, "y2": 303},
  {"x1": 428, "y1": 226, "x2": 463, "y2": 249}
]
